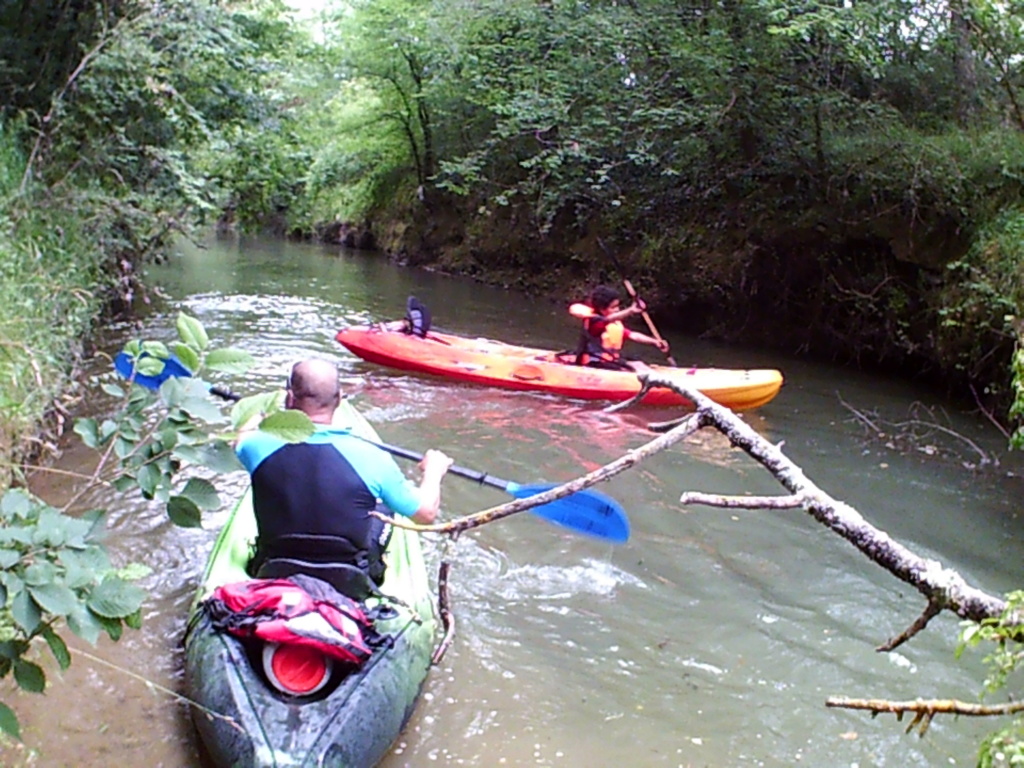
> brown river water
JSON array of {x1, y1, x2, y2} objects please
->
[{"x1": 3, "y1": 233, "x2": 1022, "y2": 767}]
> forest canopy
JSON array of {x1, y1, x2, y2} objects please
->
[
  {"x1": 4, "y1": 0, "x2": 1022, "y2": 428},
  {"x1": 0, "y1": 0, "x2": 1021, "y2": 760},
  {"x1": 274, "y1": 0, "x2": 1024, "y2": 437}
]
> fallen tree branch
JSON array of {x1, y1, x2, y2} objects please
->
[
  {"x1": 838, "y1": 394, "x2": 995, "y2": 468},
  {"x1": 827, "y1": 696, "x2": 1024, "y2": 719},
  {"x1": 677, "y1": 492, "x2": 807, "y2": 510},
  {"x1": 385, "y1": 412, "x2": 704, "y2": 537},
  {"x1": 877, "y1": 599, "x2": 943, "y2": 651},
  {"x1": 638, "y1": 373, "x2": 1011, "y2": 627},
  {"x1": 432, "y1": 532, "x2": 459, "y2": 665}
]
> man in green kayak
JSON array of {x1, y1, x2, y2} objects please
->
[
  {"x1": 570, "y1": 285, "x2": 670, "y2": 371},
  {"x1": 235, "y1": 358, "x2": 453, "y2": 584}
]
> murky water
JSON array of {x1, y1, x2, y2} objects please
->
[{"x1": 7, "y1": 233, "x2": 1022, "y2": 767}]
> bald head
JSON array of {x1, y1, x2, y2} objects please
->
[{"x1": 286, "y1": 359, "x2": 341, "y2": 422}]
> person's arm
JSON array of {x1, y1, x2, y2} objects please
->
[
  {"x1": 410, "y1": 449, "x2": 453, "y2": 524},
  {"x1": 569, "y1": 303, "x2": 595, "y2": 319},
  {"x1": 605, "y1": 303, "x2": 642, "y2": 322},
  {"x1": 625, "y1": 329, "x2": 670, "y2": 353},
  {"x1": 570, "y1": 303, "x2": 633, "y2": 324}
]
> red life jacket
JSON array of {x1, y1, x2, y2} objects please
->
[
  {"x1": 569, "y1": 303, "x2": 628, "y2": 364},
  {"x1": 204, "y1": 575, "x2": 381, "y2": 667}
]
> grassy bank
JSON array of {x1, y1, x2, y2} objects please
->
[{"x1": 0, "y1": 123, "x2": 111, "y2": 488}]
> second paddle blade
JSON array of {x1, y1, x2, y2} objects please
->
[{"x1": 506, "y1": 482, "x2": 630, "y2": 543}]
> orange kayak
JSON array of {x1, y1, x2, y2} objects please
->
[{"x1": 335, "y1": 327, "x2": 783, "y2": 410}]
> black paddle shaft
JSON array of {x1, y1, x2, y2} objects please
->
[
  {"x1": 210, "y1": 385, "x2": 242, "y2": 402},
  {"x1": 374, "y1": 442, "x2": 513, "y2": 492}
]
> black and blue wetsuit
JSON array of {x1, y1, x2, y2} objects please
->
[{"x1": 236, "y1": 427, "x2": 421, "y2": 580}]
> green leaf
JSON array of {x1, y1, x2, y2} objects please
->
[
  {"x1": 72, "y1": 421, "x2": 99, "y2": 450},
  {"x1": 176, "y1": 313, "x2": 209, "y2": 351},
  {"x1": 41, "y1": 626, "x2": 71, "y2": 671},
  {"x1": 0, "y1": 548, "x2": 21, "y2": 569},
  {"x1": 191, "y1": 441, "x2": 244, "y2": 473},
  {"x1": 33, "y1": 508, "x2": 90, "y2": 548},
  {"x1": 29, "y1": 582, "x2": 80, "y2": 617},
  {"x1": 230, "y1": 393, "x2": 273, "y2": 430},
  {"x1": 115, "y1": 563, "x2": 152, "y2": 581},
  {"x1": 158, "y1": 376, "x2": 189, "y2": 408},
  {"x1": 0, "y1": 702, "x2": 21, "y2": 741},
  {"x1": 67, "y1": 605, "x2": 102, "y2": 645},
  {"x1": 167, "y1": 496, "x2": 203, "y2": 528},
  {"x1": 180, "y1": 396, "x2": 227, "y2": 424},
  {"x1": 136, "y1": 355, "x2": 167, "y2": 378},
  {"x1": 87, "y1": 577, "x2": 146, "y2": 619},
  {"x1": 97, "y1": 614, "x2": 123, "y2": 642},
  {"x1": 0, "y1": 489, "x2": 35, "y2": 521},
  {"x1": 0, "y1": 527, "x2": 33, "y2": 546},
  {"x1": 204, "y1": 348, "x2": 254, "y2": 374},
  {"x1": 171, "y1": 342, "x2": 201, "y2": 374},
  {"x1": 140, "y1": 341, "x2": 171, "y2": 360},
  {"x1": 111, "y1": 475, "x2": 137, "y2": 493},
  {"x1": 2, "y1": 572, "x2": 24, "y2": 596},
  {"x1": 180, "y1": 477, "x2": 220, "y2": 510},
  {"x1": 23, "y1": 561, "x2": 58, "y2": 587},
  {"x1": 101, "y1": 382, "x2": 126, "y2": 398},
  {"x1": 259, "y1": 410, "x2": 315, "y2": 443},
  {"x1": 81, "y1": 508, "x2": 107, "y2": 541},
  {"x1": 136, "y1": 462, "x2": 161, "y2": 498},
  {"x1": 0, "y1": 640, "x2": 27, "y2": 661},
  {"x1": 11, "y1": 590, "x2": 41, "y2": 634},
  {"x1": 114, "y1": 436, "x2": 135, "y2": 459},
  {"x1": 73, "y1": 418, "x2": 100, "y2": 449},
  {"x1": 62, "y1": 547, "x2": 110, "y2": 589},
  {"x1": 99, "y1": 419, "x2": 119, "y2": 442},
  {"x1": 158, "y1": 426, "x2": 179, "y2": 451},
  {"x1": 13, "y1": 660, "x2": 45, "y2": 693}
]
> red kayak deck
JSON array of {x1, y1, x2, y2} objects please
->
[{"x1": 336, "y1": 327, "x2": 783, "y2": 410}]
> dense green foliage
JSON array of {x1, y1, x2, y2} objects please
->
[
  {"x1": 0, "y1": 0, "x2": 314, "y2": 469},
  {"x1": 0, "y1": 489, "x2": 148, "y2": 741},
  {"x1": 0, "y1": 0, "x2": 1021, "y2": 760},
  {"x1": 0, "y1": 125, "x2": 108, "y2": 481},
  {"x1": 275, "y1": 0, "x2": 1024, "y2": 437},
  {"x1": 0, "y1": 0, "x2": 316, "y2": 745},
  {"x1": 0, "y1": 311, "x2": 307, "y2": 745}
]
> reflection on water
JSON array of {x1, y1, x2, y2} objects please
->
[{"x1": 7, "y1": 232, "x2": 1022, "y2": 768}]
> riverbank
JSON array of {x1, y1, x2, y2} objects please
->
[
  {"x1": 0, "y1": 174, "x2": 95, "y2": 488},
  {"x1": 341, "y1": 188, "x2": 1023, "y2": 434},
  {"x1": 0, "y1": 126, "x2": 141, "y2": 491}
]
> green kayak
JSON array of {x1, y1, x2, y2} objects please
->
[{"x1": 183, "y1": 400, "x2": 437, "y2": 768}]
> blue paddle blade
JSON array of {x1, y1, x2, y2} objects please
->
[
  {"x1": 506, "y1": 482, "x2": 630, "y2": 543},
  {"x1": 114, "y1": 351, "x2": 194, "y2": 390}
]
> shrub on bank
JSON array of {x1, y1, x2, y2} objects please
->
[{"x1": 0, "y1": 123, "x2": 108, "y2": 487}]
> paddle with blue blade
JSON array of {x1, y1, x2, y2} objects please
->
[
  {"x1": 114, "y1": 352, "x2": 630, "y2": 543},
  {"x1": 362, "y1": 442, "x2": 630, "y2": 543}
]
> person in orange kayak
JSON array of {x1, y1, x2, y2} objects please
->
[
  {"x1": 570, "y1": 285, "x2": 670, "y2": 371},
  {"x1": 381, "y1": 295, "x2": 432, "y2": 337}
]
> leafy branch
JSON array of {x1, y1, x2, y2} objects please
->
[{"x1": 0, "y1": 313, "x2": 309, "y2": 741}]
